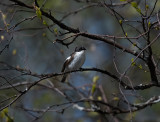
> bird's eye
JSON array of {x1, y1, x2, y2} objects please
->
[
  {"x1": 75, "y1": 47, "x2": 78, "y2": 51},
  {"x1": 81, "y1": 47, "x2": 86, "y2": 50}
]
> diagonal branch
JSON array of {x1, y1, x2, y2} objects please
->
[{"x1": 9, "y1": 0, "x2": 144, "y2": 60}]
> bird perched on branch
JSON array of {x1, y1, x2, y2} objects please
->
[{"x1": 61, "y1": 46, "x2": 86, "y2": 82}]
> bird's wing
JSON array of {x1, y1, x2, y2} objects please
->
[{"x1": 61, "y1": 53, "x2": 74, "y2": 72}]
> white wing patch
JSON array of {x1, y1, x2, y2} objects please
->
[{"x1": 66, "y1": 56, "x2": 71, "y2": 61}]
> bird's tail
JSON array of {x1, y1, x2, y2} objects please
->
[{"x1": 61, "y1": 74, "x2": 67, "y2": 82}]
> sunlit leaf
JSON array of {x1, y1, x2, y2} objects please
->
[
  {"x1": 3, "y1": 108, "x2": 9, "y2": 114},
  {"x1": 131, "y1": 2, "x2": 138, "y2": 8},
  {"x1": 155, "y1": 27, "x2": 159, "y2": 30},
  {"x1": 146, "y1": 5, "x2": 149, "y2": 10},
  {"x1": 97, "y1": 96, "x2": 102, "y2": 101},
  {"x1": 136, "y1": 8, "x2": 141, "y2": 14},
  {"x1": 131, "y1": 58, "x2": 136, "y2": 66},
  {"x1": 93, "y1": 76, "x2": 99, "y2": 83},
  {"x1": 0, "y1": 108, "x2": 9, "y2": 118},
  {"x1": 0, "y1": 111, "x2": 5, "y2": 118},
  {"x1": 133, "y1": 42, "x2": 137, "y2": 47},
  {"x1": 148, "y1": 21, "x2": 151, "y2": 28},
  {"x1": 35, "y1": 6, "x2": 42, "y2": 20},
  {"x1": 125, "y1": 32, "x2": 128, "y2": 37},
  {"x1": 6, "y1": 116, "x2": 14, "y2": 122},
  {"x1": 113, "y1": 97, "x2": 119, "y2": 101},
  {"x1": 91, "y1": 76, "x2": 99, "y2": 95},
  {"x1": 91, "y1": 83, "x2": 96, "y2": 94},
  {"x1": 88, "y1": 112, "x2": 99, "y2": 116},
  {"x1": 12, "y1": 49, "x2": 16, "y2": 55},
  {"x1": 54, "y1": 28, "x2": 58, "y2": 35},
  {"x1": 2, "y1": 13, "x2": 6, "y2": 20},
  {"x1": 131, "y1": 2, "x2": 141, "y2": 14},
  {"x1": 43, "y1": 20, "x2": 48, "y2": 26},
  {"x1": 119, "y1": 19, "x2": 122, "y2": 25},
  {"x1": 139, "y1": 64, "x2": 142, "y2": 69},
  {"x1": 1, "y1": 35, "x2": 4, "y2": 40}
]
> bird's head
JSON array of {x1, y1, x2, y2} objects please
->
[{"x1": 75, "y1": 46, "x2": 86, "y2": 52}]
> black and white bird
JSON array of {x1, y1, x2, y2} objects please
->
[{"x1": 61, "y1": 46, "x2": 86, "y2": 82}]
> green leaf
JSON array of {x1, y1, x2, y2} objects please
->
[
  {"x1": 91, "y1": 83, "x2": 96, "y2": 94},
  {"x1": 131, "y1": 58, "x2": 134, "y2": 62},
  {"x1": 91, "y1": 76, "x2": 99, "y2": 95},
  {"x1": 131, "y1": 2, "x2": 138, "y2": 8},
  {"x1": 120, "y1": 0, "x2": 127, "y2": 1},
  {"x1": 43, "y1": 20, "x2": 48, "y2": 26},
  {"x1": 131, "y1": 58, "x2": 136, "y2": 66},
  {"x1": 125, "y1": 32, "x2": 128, "y2": 37},
  {"x1": 12, "y1": 49, "x2": 17, "y2": 55},
  {"x1": 119, "y1": 20, "x2": 122, "y2": 25},
  {"x1": 113, "y1": 97, "x2": 119, "y2": 101},
  {"x1": 35, "y1": 6, "x2": 42, "y2": 19},
  {"x1": 0, "y1": 108, "x2": 14, "y2": 122},
  {"x1": 146, "y1": 5, "x2": 149, "y2": 10},
  {"x1": 2, "y1": 13, "x2": 6, "y2": 20},
  {"x1": 148, "y1": 21, "x2": 151, "y2": 28},
  {"x1": 3, "y1": 108, "x2": 8, "y2": 115},
  {"x1": 54, "y1": 28, "x2": 58, "y2": 35},
  {"x1": 93, "y1": 76, "x2": 99, "y2": 83},
  {"x1": 6, "y1": 116, "x2": 14, "y2": 122},
  {"x1": 131, "y1": 2, "x2": 141, "y2": 14},
  {"x1": 139, "y1": 64, "x2": 142, "y2": 69},
  {"x1": 133, "y1": 42, "x2": 137, "y2": 47},
  {"x1": 136, "y1": 8, "x2": 141, "y2": 14},
  {"x1": 1, "y1": 35, "x2": 4, "y2": 40},
  {"x1": 97, "y1": 96, "x2": 102, "y2": 101}
]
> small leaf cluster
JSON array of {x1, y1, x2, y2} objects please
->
[{"x1": 0, "y1": 108, "x2": 14, "y2": 122}]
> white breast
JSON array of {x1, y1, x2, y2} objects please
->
[{"x1": 66, "y1": 50, "x2": 85, "y2": 71}]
